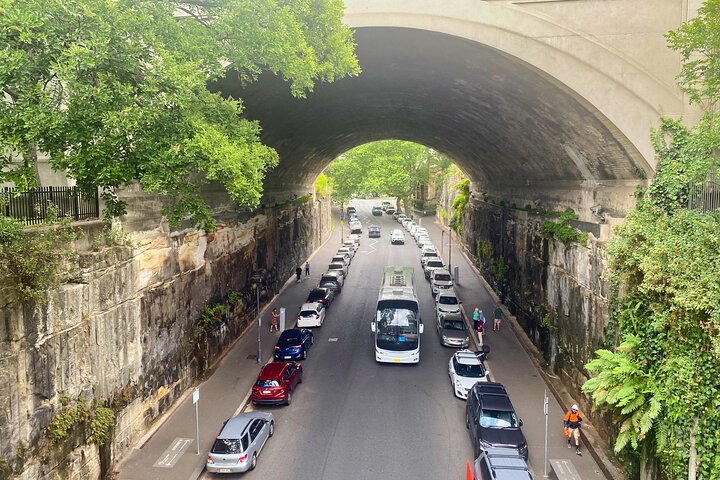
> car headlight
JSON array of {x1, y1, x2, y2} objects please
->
[
  {"x1": 442, "y1": 335, "x2": 449, "y2": 342},
  {"x1": 455, "y1": 379, "x2": 463, "y2": 388}
]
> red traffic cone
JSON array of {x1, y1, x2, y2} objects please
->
[{"x1": 466, "y1": 459, "x2": 474, "y2": 480}]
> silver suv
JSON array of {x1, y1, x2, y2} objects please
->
[
  {"x1": 473, "y1": 447, "x2": 533, "y2": 480},
  {"x1": 206, "y1": 412, "x2": 275, "y2": 473}
]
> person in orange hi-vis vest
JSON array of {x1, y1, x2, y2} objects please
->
[{"x1": 563, "y1": 404, "x2": 583, "y2": 456}]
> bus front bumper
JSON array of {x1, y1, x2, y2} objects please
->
[{"x1": 375, "y1": 349, "x2": 420, "y2": 364}]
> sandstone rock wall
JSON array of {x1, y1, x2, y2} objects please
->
[{"x1": 0, "y1": 197, "x2": 331, "y2": 479}]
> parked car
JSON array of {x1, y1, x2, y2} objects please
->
[
  {"x1": 424, "y1": 258, "x2": 446, "y2": 280},
  {"x1": 417, "y1": 235, "x2": 433, "y2": 249},
  {"x1": 368, "y1": 225, "x2": 381, "y2": 238},
  {"x1": 349, "y1": 221, "x2": 362, "y2": 234},
  {"x1": 296, "y1": 302, "x2": 326, "y2": 328},
  {"x1": 396, "y1": 213, "x2": 407, "y2": 223},
  {"x1": 347, "y1": 233, "x2": 361, "y2": 246},
  {"x1": 466, "y1": 382, "x2": 528, "y2": 459},
  {"x1": 274, "y1": 328, "x2": 314, "y2": 361},
  {"x1": 391, "y1": 229, "x2": 405, "y2": 245},
  {"x1": 385, "y1": 207, "x2": 395, "y2": 215},
  {"x1": 346, "y1": 206, "x2": 356, "y2": 215},
  {"x1": 436, "y1": 290, "x2": 461, "y2": 316},
  {"x1": 392, "y1": 211, "x2": 402, "y2": 220},
  {"x1": 337, "y1": 246, "x2": 354, "y2": 260},
  {"x1": 372, "y1": 206, "x2": 383, "y2": 216},
  {"x1": 331, "y1": 254, "x2": 350, "y2": 271},
  {"x1": 251, "y1": 362, "x2": 303, "y2": 406},
  {"x1": 407, "y1": 222, "x2": 419, "y2": 235},
  {"x1": 206, "y1": 412, "x2": 274, "y2": 473},
  {"x1": 400, "y1": 218, "x2": 413, "y2": 229},
  {"x1": 306, "y1": 287, "x2": 335, "y2": 309},
  {"x1": 381, "y1": 201, "x2": 393, "y2": 211},
  {"x1": 473, "y1": 448, "x2": 533, "y2": 480},
  {"x1": 437, "y1": 312, "x2": 470, "y2": 349},
  {"x1": 431, "y1": 269, "x2": 454, "y2": 295},
  {"x1": 449, "y1": 349, "x2": 488, "y2": 399},
  {"x1": 342, "y1": 240, "x2": 358, "y2": 253},
  {"x1": 421, "y1": 246, "x2": 439, "y2": 267},
  {"x1": 319, "y1": 272, "x2": 342, "y2": 293},
  {"x1": 413, "y1": 227, "x2": 428, "y2": 241},
  {"x1": 327, "y1": 262, "x2": 347, "y2": 281}
]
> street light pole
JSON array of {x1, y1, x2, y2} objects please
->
[{"x1": 448, "y1": 227, "x2": 453, "y2": 273}]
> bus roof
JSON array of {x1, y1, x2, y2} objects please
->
[{"x1": 379, "y1": 266, "x2": 417, "y2": 302}]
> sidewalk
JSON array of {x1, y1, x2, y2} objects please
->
[{"x1": 422, "y1": 216, "x2": 616, "y2": 480}]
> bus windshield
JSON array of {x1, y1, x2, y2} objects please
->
[{"x1": 376, "y1": 306, "x2": 419, "y2": 351}]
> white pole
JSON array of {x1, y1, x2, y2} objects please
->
[
  {"x1": 544, "y1": 389, "x2": 549, "y2": 477},
  {"x1": 193, "y1": 387, "x2": 200, "y2": 455}
]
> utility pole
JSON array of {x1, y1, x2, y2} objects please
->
[{"x1": 253, "y1": 281, "x2": 261, "y2": 364}]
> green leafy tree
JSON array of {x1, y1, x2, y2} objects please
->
[
  {"x1": 0, "y1": 0, "x2": 359, "y2": 230},
  {"x1": 327, "y1": 140, "x2": 450, "y2": 210},
  {"x1": 583, "y1": 2, "x2": 720, "y2": 478}
]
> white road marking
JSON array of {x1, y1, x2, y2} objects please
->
[
  {"x1": 152, "y1": 437, "x2": 194, "y2": 468},
  {"x1": 328, "y1": 338, "x2": 338, "y2": 342}
]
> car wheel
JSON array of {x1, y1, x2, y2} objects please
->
[
  {"x1": 268, "y1": 421, "x2": 275, "y2": 437},
  {"x1": 250, "y1": 453, "x2": 257, "y2": 470},
  {"x1": 286, "y1": 390, "x2": 293, "y2": 405}
]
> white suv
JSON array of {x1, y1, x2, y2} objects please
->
[{"x1": 431, "y1": 269, "x2": 454, "y2": 295}]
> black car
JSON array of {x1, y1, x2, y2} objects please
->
[
  {"x1": 372, "y1": 206, "x2": 382, "y2": 216},
  {"x1": 466, "y1": 382, "x2": 528, "y2": 459},
  {"x1": 306, "y1": 288, "x2": 335, "y2": 309},
  {"x1": 274, "y1": 328, "x2": 314, "y2": 361},
  {"x1": 319, "y1": 273, "x2": 342, "y2": 293}
]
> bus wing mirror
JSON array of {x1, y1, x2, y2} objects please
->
[
  {"x1": 370, "y1": 322, "x2": 376, "y2": 333},
  {"x1": 419, "y1": 323, "x2": 424, "y2": 334}
]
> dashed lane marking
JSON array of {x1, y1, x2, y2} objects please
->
[{"x1": 328, "y1": 338, "x2": 339, "y2": 342}]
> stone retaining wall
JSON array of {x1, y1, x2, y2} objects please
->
[{"x1": 0, "y1": 197, "x2": 331, "y2": 479}]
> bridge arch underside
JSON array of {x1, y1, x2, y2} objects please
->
[{"x1": 215, "y1": 27, "x2": 651, "y2": 219}]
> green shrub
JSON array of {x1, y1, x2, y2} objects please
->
[{"x1": 540, "y1": 208, "x2": 588, "y2": 245}]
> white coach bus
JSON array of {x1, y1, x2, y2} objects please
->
[{"x1": 371, "y1": 266, "x2": 423, "y2": 363}]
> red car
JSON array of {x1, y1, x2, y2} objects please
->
[{"x1": 251, "y1": 362, "x2": 303, "y2": 406}]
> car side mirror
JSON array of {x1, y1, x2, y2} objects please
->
[
  {"x1": 371, "y1": 322, "x2": 376, "y2": 333},
  {"x1": 519, "y1": 419, "x2": 524, "y2": 427},
  {"x1": 419, "y1": 323, "x2": 424, "y2": 334}
]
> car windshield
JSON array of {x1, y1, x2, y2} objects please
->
[
  {"x1": 211, "y1": 438, "x2": 242, "y2": 454},
  {"x1": 427, "y1": 261, "x2": 444, "y2": 268},
  {"x1": 439, "y1": 296, "x2": 459, "y2": 305},
  {"x1": 443, "y1": 319, "x2": 465, "y2": 330},
  {"x1": 299, "y1": 310, "x2": 317, "y2": 317},
  {"x1": 376, "y1": 307, "x2": 419, "y2": 351},
  {"x1": 435, "y1": 274, "x2": 452, "y2": 282},
  {"x1": 256, "y1": 379, "x2": 280, "y2": 387},
  {"x1": 328, "y1": 264, "x2": 343, "y2": 270},
  {"x1": 480, "y1": 409, "x2": 519, "y2": 428},
  {"x1": 320, "y1": 278, "x2": 337, "y2": 286},
  {"x1": 454, "y1": 360, "x2": 485, "y2": 378},
  {"x1": 308, "y1": 291, "x2": 325, "y2": 301}
]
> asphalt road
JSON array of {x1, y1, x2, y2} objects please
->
[{"x1": 203, "y1": 199, "x2": 474, "y2": 480}]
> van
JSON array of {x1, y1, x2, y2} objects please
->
[{"x1": 473, "y1": 447, "x2": 533, "y2": 480}]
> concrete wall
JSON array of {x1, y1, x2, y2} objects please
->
[{"x1": 0, "y1": 196, "x2": 331, "y2": 479}]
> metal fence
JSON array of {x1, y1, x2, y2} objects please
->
[
  {"x1": 688, "y1": 168, "x2": 720, "y2": 213},
  {"x1": 2, "y1": 186, "x2": 100, "y2": 225}
]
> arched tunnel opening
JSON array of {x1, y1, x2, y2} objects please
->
[{"x1": 213, "y1": 26, "x2": 651, "y2": 221}]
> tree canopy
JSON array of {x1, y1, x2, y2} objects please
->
[
  {"x1": 582, "y1": 1, "x2": 720, "y2": 478},
  {"x1": 0, "y1": 0, "x2": 359, "y2": 229},
  {"x1": 326, "y1": 140, "x2": 450, "y2": 205}
]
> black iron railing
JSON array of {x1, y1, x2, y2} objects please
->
[
  {"x1": 2, "y1": 186, "x2": 100, "y2": 225},
  {"x1": 688, "y1": 168, "x2": 720, "y2": 213}
]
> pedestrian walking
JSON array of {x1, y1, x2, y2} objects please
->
[
  {"x1": 493, "y1": 306, "x2": 503, "y2": 331},
  {"x1": 295, "y1": 265, "x2": 302, "y2": 282},
  {"x1": 304, "y1": 261, "x2": 310, "y2": 277},
  {"x1": 270, "y1": 308, "x2": 279, "y2": 333},
  {"x1": 563, "y1": 404, "x2": 583, "y2": 455},
  {"x1": 473, "y1": 308, "x2": 485, "y2": 346}
]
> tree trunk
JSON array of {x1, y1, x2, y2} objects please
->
[
  {"x1": 25, "y1": 143, "x2": 41, "y2": 188},
  {"x1": 639, "y1": 439, "x2": 657, "y2": 480}
]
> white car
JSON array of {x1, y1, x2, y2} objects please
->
[
  {"x1": 401, "y1": 218, "x2": 413, "y2": 229},
  {"x1": 413, "y1": 228, "x2": 428, "y2": 241},
  {"x1": 417, "y1": 236, "x2": 433, "y2": 249},
  {"x1": 297, "y1": 302, "x2": 326, "y2": 328},
  {"x1": 436, "y1": 290, "x2": 462, "y2": 316},
  {"x1": 342, "y1": 240, "x2": 358, "y2": 253},
  {"x1": 331, "y1": 254, "x2": 351, "y2": 270},
  {"x1": 396, "y1": 214, "x2": 407, "y2": 223},
  {"x1": 424, "y1": 258, "x2": 446, "y2": 280},
  {"x1": 347, "y1": 234, "x2": 361, "y2": 246},
  {"x1": 449, "y1": 350, "x2": 489, "y2": 399},
  {"x1": 421, "y1": 247, "x2": 439, "y2": 267},
  {"x1": 391, "y1": 229, "x2": 405, "y2": 245},
  {"x1": 337, "y1": 246, "x2": 354, "y2": 260},
  {"x1": 408, "y1": 223, "x2": 419, "y2": 235},
  {"x1": 431, "y1": 269, "x2": 454, "y2": 295},
  {"x1": 327, "y1": 262, "x2": 347, "y2": 280}
]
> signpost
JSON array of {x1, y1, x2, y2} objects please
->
[
  {"x1": 544, "y1": 390, "x2": 549, "y2": 477},
  {"x1": 193, "y1": 387, "x2": 200, "y2": 455}
]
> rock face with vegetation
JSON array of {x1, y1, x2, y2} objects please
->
[{"x1": 0, "y1": 198, "x2": 330, "y2": 479}]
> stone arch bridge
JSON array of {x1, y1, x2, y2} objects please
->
[{"x1": 215, "y1": 0, "x2": 700, "y2": 220}]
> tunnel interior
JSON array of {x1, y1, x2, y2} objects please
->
[{"x1": 213, "y1": 27, "x2": 650, "y2": 216}]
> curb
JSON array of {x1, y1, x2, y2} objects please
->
[{"x1": 444, "y1": 223, "x2": 620, "y2": 480}]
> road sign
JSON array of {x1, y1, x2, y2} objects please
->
[
  {"x1": 192, "y1": 387, "x2": 199, "y2": 404},
  {"x1": 192, "y1": 388, "x2": 200, "y2": 454}
]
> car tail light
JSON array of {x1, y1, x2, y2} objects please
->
[
  {"x1": 275, "y1": 346, "x2": 280, "y2": 350},
  {"x1": 315, "y1": 313, "x2": 319, "y2": 318},
  {"x1": 292, "y1": 345, "x2": 302, "y2": 349},
  {"x1": 238, "y1": 454, "x2": 248, "y2": 463},
  {"x1": 207, "y1": 455, "x2": 214, "y2": 463}
]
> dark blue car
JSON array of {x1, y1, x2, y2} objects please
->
[{"x1": 274, "y1": 328, "x2": 314, "y2": 361}]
